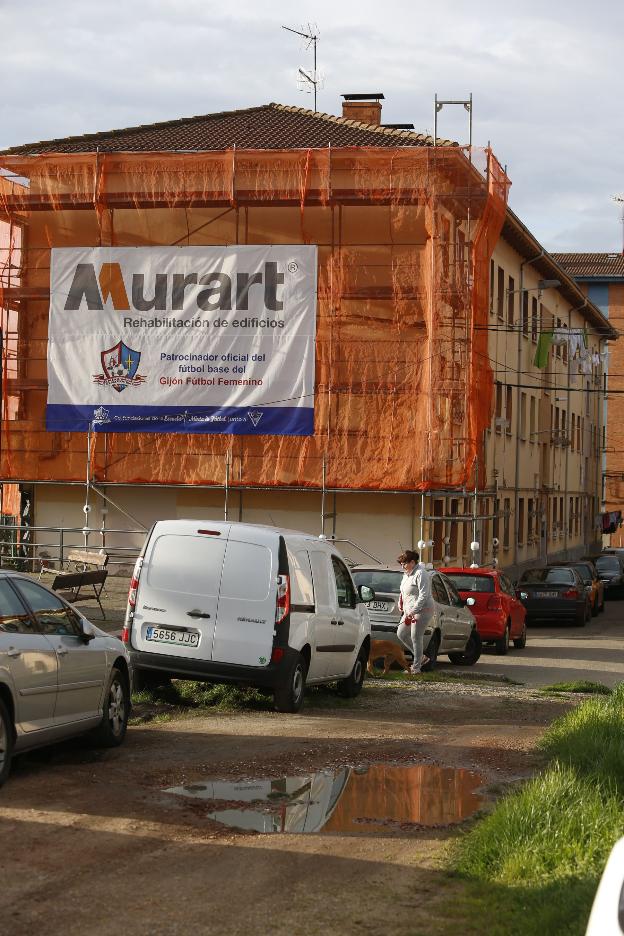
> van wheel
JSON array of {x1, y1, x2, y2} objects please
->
[
  {"x1": 274, "y1": 654, "x2": 307, "y2": 713},
  {"x1": 337, "y1": 646, "x2": 367, "y2": 698},
  {"x1": 0, "y1": 698, "x2": 14, "y2": 788},
  {"x1": 92, "y1": 667, "x2": 130, "y2": 747}
]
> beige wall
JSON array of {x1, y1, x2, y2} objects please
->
[{"x1": 483, "y1": 239, "x2": 603, "y2": 574}]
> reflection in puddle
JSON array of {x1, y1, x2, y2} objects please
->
[{"x1": 164, "y1": 764, "x2": 483, "y2": 834}]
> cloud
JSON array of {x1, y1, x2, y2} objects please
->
[{"x1": 1, "y1": 0, "x2": 623, "y2": 251}]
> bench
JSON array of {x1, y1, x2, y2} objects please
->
[{"x1": 41, "y1": 550, "x2": 109, "y2": 619}]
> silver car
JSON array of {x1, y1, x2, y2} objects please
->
[
  {"x1": 0, "y1": 572, "x2": 131, "y2": 787},
  {"x1": 351, "y1": 565, "x2": 481, "y2": 668}
]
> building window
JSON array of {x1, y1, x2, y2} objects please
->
[
  {"x1": 556, "y1": 318, "x2": 562, "y2": 358},
  {"x1": 497, "y1": 267, "x2": 505, "y2": 319},
  {"x1": 552, "y1": 497, "x2": 557, "y2": 528},
  {"x1": 522, "y1": 292, "x2": 529, "y2": 337},
  {"x1": 505, "y1": 385, "x2": 513, "y2": 434},
  {"x1": 586, "y1": 382, "x2": 590, "y2": 416},
  {"x1": 495, "y1": 382, "x2": 503, "y2": 433},
  {"x1": 507, "y1": 276, "x2": 515, "y2": 326},
  {"x1": 562, "y1": 324, "x2": 568, "y2": 364},
  {"x1": 490, "y1": 259, "x2": 495, "y2": 315},
  {"x1": 571, "y1": 413, "x2": 575, "y2": 452},
  {"x1": 529, "y1": 396, "x2": 536, "y2": 442},
  {"x1": 531, "y1": 297, "x2": 538, "y2": 343},
  {"x1": 575, "y1": 497, "x2": 580, "y2": 536},
  {"x1": 528, "y1": 498, "x2": 534, "y2": 539},
  {"x1": 577, "y1": 417, "x2": 581, "y2": 452},
  {"x1": 503, "y1": 498, "x2": 511, "y2": 549},
  {"x1": 518, "y1": 498, "x2": 525, "y2": 545},
  {"x1": 520, "y1": 392, "x2": 527, "y2": 440},
  {"x1": 560, "y1": 496, "x2": 564, "y2": 531},
  {"x1": 569, "y1": 496, "x2": 574, "y2": 536}
]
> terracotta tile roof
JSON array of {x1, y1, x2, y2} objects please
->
[
  {"x1": 551, "y1": 252, "x2": 624, "y2": 278},
  {"x1": 0, "y1": 103, "x2": 452, "y2": 156}
]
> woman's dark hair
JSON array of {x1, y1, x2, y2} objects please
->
[{"x1": 397, "y1": 549, "x2": 419, "y2": 564}]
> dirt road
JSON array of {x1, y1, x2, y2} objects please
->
[{"x1": 0, "y1": 679, "x2": 571, "y2": 936}]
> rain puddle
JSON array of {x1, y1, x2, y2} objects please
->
[{"x1": 164, "y1": 763, "x2": 484, "y2": 835}]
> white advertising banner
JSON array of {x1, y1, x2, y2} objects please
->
[{"x1": 46, "y1": 246, "x2": 317, "y2": 435}]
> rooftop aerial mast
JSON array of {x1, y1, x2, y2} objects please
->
[{"x1": 282, "y1": 23, "x2": 321, "y2": 112}]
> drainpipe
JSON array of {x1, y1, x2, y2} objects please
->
[{"x1": 514, "y1": 250, "x2": 544, "y2": 576}]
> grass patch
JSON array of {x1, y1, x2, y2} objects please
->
[
  {"x1": 370, "y1": 669, "x2": 523, "y2": 687},
  {"x1": 540, "y1": 680, "x2": 612, "y2": 696},
  {"x1": 131, "y1": 678, "x2": 358, "y2": 722},
  {"x1": 453, "y1": 683, "x2": 624, "y2": 935}
]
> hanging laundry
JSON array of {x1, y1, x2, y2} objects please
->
[{"x1": 534, "y1": 331, "x2": 553, "y2": 369}]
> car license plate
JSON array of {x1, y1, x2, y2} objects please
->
[
  {"x1": 370, "y1": 600, "x2": 392, "y2": 612},
  {"x1": 146, "y1": 626, "x2": 199, "y2": 647},
  {"x1": 537, "y1": 591, "x2": 559, "y2": 599}
]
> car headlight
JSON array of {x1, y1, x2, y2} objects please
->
[{"x1": 520, "y1": 591, "x2": 529, "y2": 600}]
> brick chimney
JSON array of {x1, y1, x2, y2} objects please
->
[{"x1": 341, "y1": 93, "x2": 384, "y2": 126}]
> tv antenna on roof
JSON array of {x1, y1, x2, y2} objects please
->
[
  {"x1": 282, "y1": 23, "x2": 322, "y2": 112},
  {"x1": 613, "y1": 194, "x2": 624, "y2": 253}
]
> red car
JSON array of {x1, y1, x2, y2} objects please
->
[{"x1": 443, "y1": 568, "x2": 527, "y2": 655}]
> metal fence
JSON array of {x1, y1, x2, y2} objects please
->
[{"x1": 0, "y1": 521, "x2": 144, "y2": 573}]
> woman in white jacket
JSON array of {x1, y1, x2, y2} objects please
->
[{"x1": 397, "y1": 550, "x2": 435, "y2": 675}]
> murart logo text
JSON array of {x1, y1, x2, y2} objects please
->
[{"x1": 64, "y1": 261, "x2": 285, "y2": 313}]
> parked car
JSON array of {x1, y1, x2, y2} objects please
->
[
  {"x1": 559, "y1": 560, "x2": 604, "y2": 615},
  {"x1": 594, "y1": 553, "x2": 624, "y2": 598},
  {"x1": 585, "y1": 835, "x2": 624, "y2": 935},
  {"x1": 516, "y1": 566, "x2": 591, "y2": 626},
  {"x1": 442, "y1": 568, "x2": 526, "y2": 655},
  {"x1": 124, "y1": 521, "x2": 373, "y2": 713},
  {"x1": 350, "y1": 565, "x2": 481, "y2": 668},
  {"x1": 0, "y1": 571, "x2": 131, "y2": 788}
]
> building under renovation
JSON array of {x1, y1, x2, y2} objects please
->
[{"x1": 0, "y1": 95, "x2": 616, "y2": 572}]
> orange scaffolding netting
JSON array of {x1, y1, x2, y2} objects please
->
[{"x1": 0, "y1": 146, "x2": 509, "y2": 493}]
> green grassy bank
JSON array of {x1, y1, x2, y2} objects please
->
[{"x1": 454, "y1": 684, "x2": 624, "y2": 935}]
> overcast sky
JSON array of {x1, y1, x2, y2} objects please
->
[{"x1": 2, "y1": 0, "x2": 623, "y2": 252}]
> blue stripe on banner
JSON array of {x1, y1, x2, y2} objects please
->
[{"x1": 46, "y1": 404, "x2": 314, "y2": 436}]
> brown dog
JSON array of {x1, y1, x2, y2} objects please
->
[{"x1": 367, "y1": 639, "x2": 410, "y2": 676}]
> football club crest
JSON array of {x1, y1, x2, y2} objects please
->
[{"x1": 94, "y1": 340, "x2": 146, "y2": 392}]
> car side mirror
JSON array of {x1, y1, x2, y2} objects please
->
[
  {"x1": 358, "y1": 585, "x2": 375, "y2": 603},
  {"x1": 80, "y1": 620, "x2": 96, "y2": 642},
  {"x1": 464, "y1": 597, "x2": 476, "y2": 607}
]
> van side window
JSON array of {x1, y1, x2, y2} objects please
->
[
  {"x1": 288, "y1": 550, "x2": 315, "y2": 607},
  {"x1": 331, "y1": 557, "x2": 356, "y2": 610},
  {"x1": 309, "y1": 551, "x2": 334, "y2": 611}
]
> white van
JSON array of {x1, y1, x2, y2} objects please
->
[{"x1": 122, "y1": 520, "x2": 373, "y2": 712}]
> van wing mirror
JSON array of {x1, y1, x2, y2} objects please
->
[
  {"x1": 465, "y1": 597, "x2": 476, "y2": 607},
  {"x1": 358, "y1": 585, "x2": 375, "y2": 603}
]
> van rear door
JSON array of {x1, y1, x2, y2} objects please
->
[
  {"x1": 132, "y1": 525, "x2": 229, "y2": 662},
  {"x1": 211, "y1": 531, "x2": 278, "y2": 667}
]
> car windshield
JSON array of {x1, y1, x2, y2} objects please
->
[
  {"x1": 351, "y1": 570, "x2": 403, "y2": 594},
  {"x1": 596, "y1": 556, "x2": 621, "y2": 572},
  {"x1": 444, "y1": 574, "x2": 494, "y2": 593},
  {"x1": 572, "y1": 564, "x2": 593, "y2": 583},
  {"x1": 520, "y1": 568, "x2": 575, "y2": 585}
]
